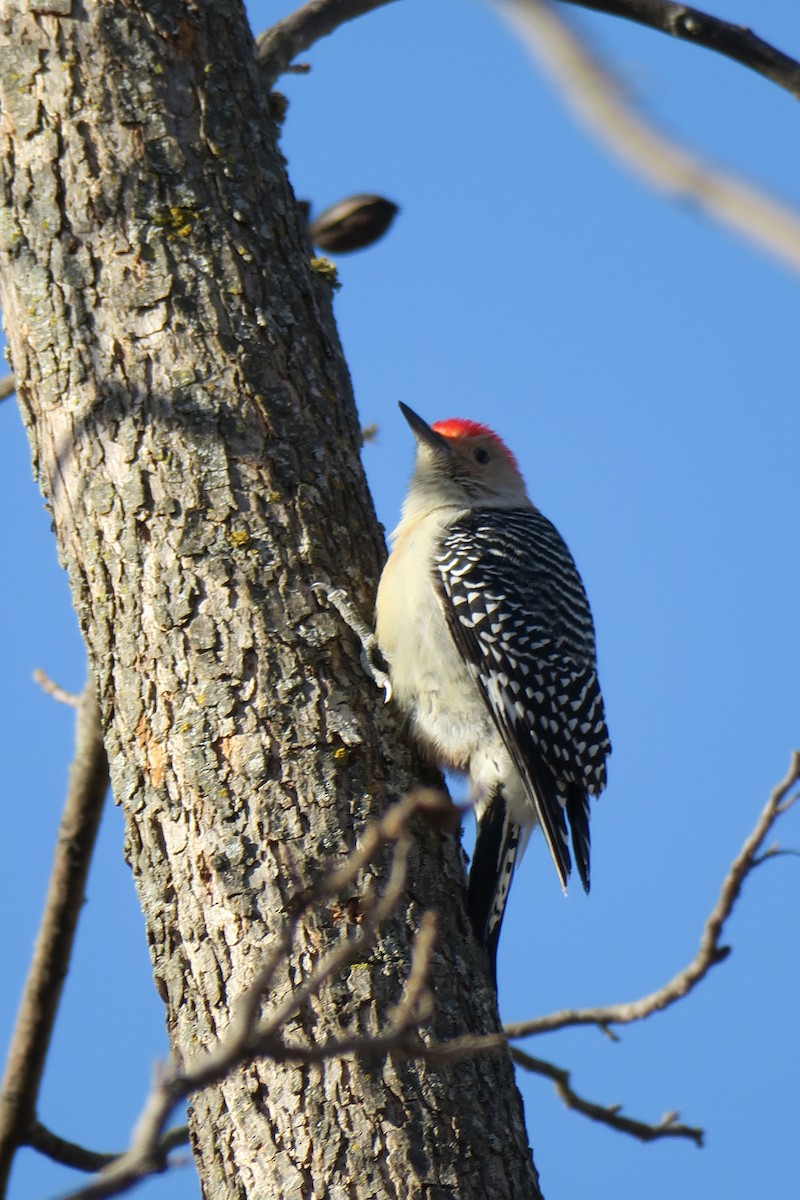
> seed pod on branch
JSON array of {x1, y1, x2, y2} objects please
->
[{"x1": 308, "y1": 194, "x2": 399, "y2": 253}]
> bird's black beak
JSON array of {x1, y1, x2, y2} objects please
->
[{"x1": 398, "y1": 402, "x2": 452, "y2": 455}]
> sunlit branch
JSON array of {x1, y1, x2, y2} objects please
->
[
  {"x1": 495, "y1": 0, "x2": 800, "y2": 274},
  {"x1": 58, "y1": 791, "x2": 448, "y2": 1200},
  {"x1": 25, "y1": 1121, "x2": 190, "y2": 1176},
  {"x1": 557, "y1": 0, "x2": 800, "y2": 101},
  {"x1": 510, "y1": 1047, "x2": 704, "y2": 1145},
  {"x1": 257, "y1": 0, "x2": 399, "y2": 87},
  {"x1": 33, "y1": 667, "x2": 80, "y2": 708},
  {"x1": 505, "y1": 751, "x2": 800, "y2": 1039},
  {"x1": 0, "y1": 682, "x2": 109, "y2": 1198},
  {"x1": 51, "y1": 750, "x2": 799, "y2": 1199}
]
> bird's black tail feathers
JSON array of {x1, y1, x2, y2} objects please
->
[
  {"x1": 468, "y1": 784, "x2": 592, "y2": 982},
  {"x1": 566, "y1": 784, "x2": 591, "y2": 893},
  {"x1": 467, "y1": 789, "x2": 521, "y2": 984}
]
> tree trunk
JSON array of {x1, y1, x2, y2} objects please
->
[{"x1": 0, "y1": 3, "x2": 541, "y2": 1196}]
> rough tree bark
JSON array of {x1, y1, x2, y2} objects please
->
[{"x1": 0, "y1": 2, "x2": 541, "y2": 1197}]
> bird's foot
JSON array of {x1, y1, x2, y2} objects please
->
[{"x1": 311, "y1": 581, "x2": 393, "y2": 702}]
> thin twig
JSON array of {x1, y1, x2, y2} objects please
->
[
  {"x1": 246, "y1": 910, "x2": 439, "y2": 1066},
  {"x1": 204, "y1": 838, "x2": 415, "y2": 1083},
  {"x1": 0, "y1": 682, "x2": 109, "y2": 1198},
  {"x1": 257, "y1": 0, "x2": 398, "y2": 87},
  {"x1": 257, "y1": 0, "x2": 800, "y2": 272},
  {"x1": 58, "y1": 791, "x2": 450, "y2": 1200},
  {"x1": 54, "y1": 755, "x2": 798, "y2": 1199},
  {"x1": 496, "y1": 1, "x2": 800, "y2": 274},
  {"x1": 505, "y1": 751, "x2": 800, "y2": 1040},
  {"x1": 752, "y1": 846, "x2": 800, "y2": 867},
  {"x1": 255, "y1": 0, "x2": 800, "y2": 99},
  {"x1": 25, "y1": 1121, "x2": 189, "y2": 1175},
  {"x1": 509, "y1": 1047, "x2": 704, "y2": 1145},
  {"x1": 0, "y1": 375, "x2": 15, "y2": 403},
  {"x1": 33, "y1": 667, "x2": 80, "y2": 708},
  {"x1": 558, "y1": 0, "x2": 800, "y2": 101}
]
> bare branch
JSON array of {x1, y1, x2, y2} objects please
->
[
  {"x1": 255, "y1": 0, "x2": 800, "y2": 99},
  {"x1": 0, "y1": 682, "x2": 109, "y2": 1196},
  {"x1": 201, "y1": 837, "x2": 417, "y2": 1085},
  {"x1": 0, "y1": 375, "x2": 14, "y2": 403},
  {"x1": 33, "y1": 667, "x2": 80, "y2": 708},
  {"x1": 26, "y1": 1123, "x2": 116, "y2": 1175},
  {"x1": 505, "y1": 751, "x2": 800, "y2": 1040},
  {"x1": 58, "y1": 790, "x2": 451, "y2": 1200},
  {"x1": 251, "y1": 910, "x2": 439, "y2": 1066},
  {"x1": 557, "y1": 0, "x2": 800, "y2": 101},
  {"x1": 257, "y1": 0, "x2": 398, "y2": 88},
  {"x1": 509, "y1": 1047, "x2": 704, "y2": 1146},
  {"x1": 260, "y1": 1, "x2": 800, "y2": 274},
  {"x1": 496, "y1": 1, "x2": 800, "y2": 274},
  {"x1": 51, "y1": 754, "x2": 799, "y2": 1198},
  {"x1": 752, "y1": 845, "x2": 800, "y2": 867},
  {"x1": 57, "y1": 917, "x2": 442, "y2": 1200},
  {"x1": 25, "y1": 1121, "x2": 189, "y2": 1175}
]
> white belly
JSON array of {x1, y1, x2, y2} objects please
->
[
  {"x1": 377, "y1": 510, "x2": 489, "y2": 763},
  {"x1": 375, "y1": 506, "x2": 538, "y2": 836}
]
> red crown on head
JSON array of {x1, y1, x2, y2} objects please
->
[{"x1": 431, "y1": 417, "x2": 519, "y2": 473}]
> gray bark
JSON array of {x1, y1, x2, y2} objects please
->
[{"x1": 0, "y1": 2, "x2": 541, "y2": 1196}]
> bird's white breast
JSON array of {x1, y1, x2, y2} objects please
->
[{"x1": 376, "y1": 508, "x2": 493, "y2": 770}]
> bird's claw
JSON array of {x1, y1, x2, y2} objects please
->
[{"x1": 312, "y1": 580, "x2": 392, "y2": 701}]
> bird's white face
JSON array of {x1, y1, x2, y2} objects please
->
[
  {"x1": 437, "y1": 432, "x2": 528, "y2": 498},
  {"x1": 397, "y1": 403, "x2": 530, "y2": 514},
  {"x1": 412, "y1": 432, "x2": 529, "y2": 507}
]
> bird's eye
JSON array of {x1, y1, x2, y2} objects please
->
[{"x1": 473, "y1": 447, "x2": 491, "y2": 465}]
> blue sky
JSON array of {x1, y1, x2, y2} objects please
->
[{"x1": 1, "y1": 2, "x2": 798, "y2": 1197}]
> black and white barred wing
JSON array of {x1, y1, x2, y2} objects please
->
[{"x1": 435, "y1": 507, "x2": 611, "y2": 891}]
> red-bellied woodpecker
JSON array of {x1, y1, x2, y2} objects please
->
[{"x1": 375, "y1": 402, "x2": 611, "y2": 978}]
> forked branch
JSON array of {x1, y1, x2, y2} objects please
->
[
  {"x1": 505, "y1": 751, "x2": 800, "y2": 1039},
  {"x1": 256, "y1": 0, "x2": 800, "y2": 102},
  {"x1": 257, "y1": 0, "x2": 399, "y2": 87},
  {"x1": 510, "y1": 1047, "x2": 704, "y2": 1145},
  {"x1": 498, "y1": 0, "x2": 800, "y2": 273},
  {"x1": 58, "y1": 790, "x2": 451, "y2": 1200}
]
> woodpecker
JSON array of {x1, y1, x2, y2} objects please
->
[{"x1": 375, "y1": 402, "x2": 610, "y2": 978}]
